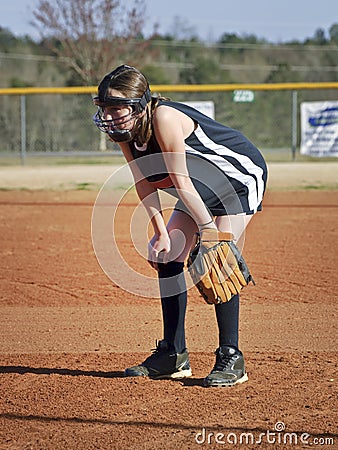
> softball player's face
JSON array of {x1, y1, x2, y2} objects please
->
[
  {"x1": 102, "y1": 105, "x2": 134, "y2": 130},
  {"x1": 101, "y1": 89, "x2": 136, "y2": 131}
]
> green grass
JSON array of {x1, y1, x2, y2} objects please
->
[
  {"x1": 0, "y1": 149, "x2": 337, "y2": 166},
  {"x1": 75, "y1": 182, "x2": 97, "y2": 190},
  {"x1": 302, "y1": 184, "x2": 338, "y2": 190},
  {"x1": 0, "y1": 155, "x2": 126, "y2": 166}
]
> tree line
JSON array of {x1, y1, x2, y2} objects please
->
[
  {"x1": 0, "y1": 0, "x2": 337, "y2": 88},
  {"x1": 0, "y1": 0, "x2": 337, "y2": 155}
]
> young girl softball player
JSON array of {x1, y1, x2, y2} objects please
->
[{"x1": 93, "y1": 65, "x2": 267, "y2": 387}]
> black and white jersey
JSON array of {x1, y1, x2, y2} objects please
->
[{"x1": 129, "y1": 100, "x2": 268, "y2": 216}]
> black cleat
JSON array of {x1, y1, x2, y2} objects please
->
[
  {"x1": 124, "y1": 340, "x2": 192, "y2": 379},
  {"x1": 204, "y1": 346, "x2": 248, "y2": 387}
]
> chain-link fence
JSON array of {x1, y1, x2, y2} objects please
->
[{"x1": 0, "y1": 83, "x2": 337, "y2": 163}]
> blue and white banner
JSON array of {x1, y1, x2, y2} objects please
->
[{"x1": 300, "y1": 101, "x2": 338, "y2": 157}]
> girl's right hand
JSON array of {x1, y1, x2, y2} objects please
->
[{"x1": 147, "y1": 233, "x2": 171, "y2": 270}]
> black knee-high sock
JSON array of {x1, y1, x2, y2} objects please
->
[
  {"x1": 214, "y1": 294, "x2": 240, "y2": 350},
  {"x1": 158, "y1": 262, "x2": 187, "y2": 353}
]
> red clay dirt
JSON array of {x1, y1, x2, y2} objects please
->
[{"x1": 0, "y1": 189, "x2": 337, "y2": 450}]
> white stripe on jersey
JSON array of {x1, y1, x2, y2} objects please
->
[{"x1": 186, "y1": 125, "x2": 265, "y2": 212}]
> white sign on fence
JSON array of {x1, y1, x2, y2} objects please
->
[
  {"x1": 184, "y1": 101, "x2": 215, "y2": 119},
  {"x1": 300, "y1": 101, "x2": 338, "y2": 157}
]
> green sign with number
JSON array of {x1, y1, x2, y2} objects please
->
[{"x1": 233, "y1": 90, "x2": 255, "y2": 103}]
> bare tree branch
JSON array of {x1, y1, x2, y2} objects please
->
[{"x1": 31, "y1": 0, "x2": 156, "y2": 84}]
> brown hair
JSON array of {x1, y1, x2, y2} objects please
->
[{"x1": 106, "y1": 66, "x2": 167, "y2": 146}]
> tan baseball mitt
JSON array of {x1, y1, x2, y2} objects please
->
[{"x1": 187, "y1": 230, "x2": 255, "y2": 305}]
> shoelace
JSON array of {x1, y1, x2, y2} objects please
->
[
  {"x1": 151, "y1": 340, "x2": 171, "y2": 354},
  {"x1": 213, "y1": 351, "x2": 236, "y2": 371}
]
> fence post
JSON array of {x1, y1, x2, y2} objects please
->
[
  {"x1": 291, "y1": 90, "x2": 298, "y2": 161},
  {"x1": 20, "y1": 95, "x2": 27, "y2": 165}
]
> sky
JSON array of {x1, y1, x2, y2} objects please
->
[{"x1": 1, "y1": 0, "x2": 338, "y2": 43}]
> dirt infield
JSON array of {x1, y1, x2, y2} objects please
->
[
  {"x1": 0, "y1": 161, "x2": 338, "y2": 191},
  {"x1": 0, "y1": 163, "x2": 337, "y2": 449}
]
